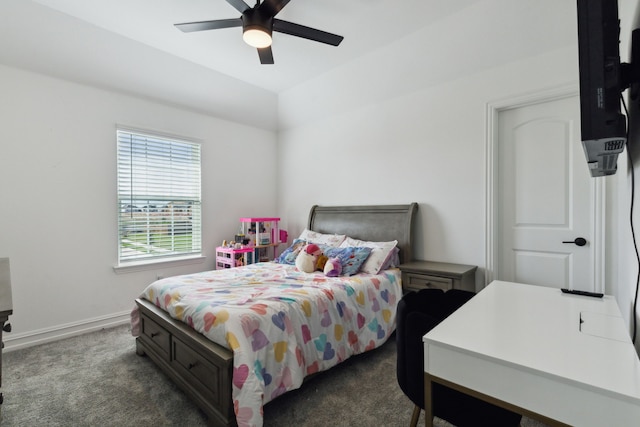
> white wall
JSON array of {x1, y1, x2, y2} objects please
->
[
  {"x1": 0, "y1": 64, "x2": 278, "y2": 350},
  {"x1": 277, "y1": 0, "x2": 580, "y2": 284},
  {"x1": 279, "y1": 47, "x2": 578, "y2": 282}
]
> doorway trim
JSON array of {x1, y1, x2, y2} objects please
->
[{"x1": 485, "y1": 83, "x2": 606, "y2": 291}]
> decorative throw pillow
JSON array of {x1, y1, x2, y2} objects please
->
[
  {"x1": 324, "y1": 246, "x2": 372, "y2": 276},
  {"x1": 297, "y1": 229, "x2": 346, "y2": 247},
  {"x1": 275, "y1": 239, "x2": 307, "y2": 265},
  {"x1": 340, "y1": 237, "x2": 398, "y2": 274},
  {"x1": 379, "y1": 247, "x2": 400, "y2": 271}
]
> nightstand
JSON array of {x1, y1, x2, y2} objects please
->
[{"x1": 399, "y1": 261, "x2": 477, "y2": 293}]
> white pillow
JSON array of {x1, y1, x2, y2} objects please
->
[
  {"x1": 340, "y1": 237, "x2": 398, "y2": 274},
  {"x1": 297, "y1": 229, "x2": 346, "y2": 247}
]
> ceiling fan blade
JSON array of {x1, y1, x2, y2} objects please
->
[
  {"x1": 259, "y1": 0, "x2": 291, "y2": 17},
  {"x1": 258, "y1": 46, "x2": 274, "y2": 64},
  {"x1": 225, "y1": 0, "x2": 251, "y2": 14},
  {"x1": 273, "y1": 19, "x2": 344, "y2": 46},
  {"x1": 175, "y1": 18, "x2": 242, "y2": 33}
]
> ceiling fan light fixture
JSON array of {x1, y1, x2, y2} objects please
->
[
  {"x1": 243, "y1": 27, "x2": 272, "y2": 48},
  {"x1": 175, "y1": 0, "x2": 344, "y2": 64}
]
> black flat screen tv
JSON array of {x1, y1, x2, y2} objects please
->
[
  {"x1": 628, "y1": 6, "x2": 640, "y2": 165},
  {"x1": 577, "y1": 0, "x2": 628, "y2": 177}
]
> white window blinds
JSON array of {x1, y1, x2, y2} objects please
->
[{"x1": 117, "y1": 129, "x2": 202, "y2": 264}]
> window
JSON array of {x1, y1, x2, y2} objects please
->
[{"x1": 117, "y1": 129, "x2": 201, "y2": 264}]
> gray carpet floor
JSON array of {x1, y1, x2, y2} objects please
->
[{"x1": 0, "y1": 325, "x2": 549, "y2": 426}]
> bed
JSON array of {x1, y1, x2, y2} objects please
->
[{"x1": 134, "y1": 203, "x2": 417, "y2": 427}]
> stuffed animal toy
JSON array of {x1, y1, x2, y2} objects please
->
[
  {"x1": 323, "y1": 257, "x2": 342, "y2": 277},
  {"x1": 315, "y1": 254, "x2": 328, "y2": 271},
  {"x1": 295, "y1": 243, "x2": 322, "y2": 273},
  {"x1": 306, "y1": 243, "x2": 323, "y2": 258}
]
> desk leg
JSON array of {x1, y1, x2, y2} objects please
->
[{"x1": 424, "y1": 372, "x2": 434, "y2": 427}]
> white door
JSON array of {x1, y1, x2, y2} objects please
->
[{"x1": 496, "y1": 95, "x2": 600, "y2": 292}]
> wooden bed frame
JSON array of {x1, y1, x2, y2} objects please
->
[{"x1": 135, "y1": 203, "x2": 418, "y2": 427}]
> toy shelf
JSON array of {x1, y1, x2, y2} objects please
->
[
  {"x1": 216, "y1": 217, "x2": 285, "y2": 269},
  {"x1": 238, "y1": 217, "x2": 282, "y2": 262},
  {"x1": 239, "y1": 218, "x2": 280, "y2": 245},
  {"x1": 216, "y1": 246, "x2": 255, "y2": 269}
]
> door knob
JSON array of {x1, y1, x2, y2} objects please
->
[{"x1": 562, "y1": 237, "x2": 587, "y2": 246}]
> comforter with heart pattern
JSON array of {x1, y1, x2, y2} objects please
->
[{"x1": 140, "y1": 262, "x2": 401, "y2": 427}]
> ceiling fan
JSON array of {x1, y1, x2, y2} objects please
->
[{"x1": 174, "y1": 0, "x2": 344, "y2": 64}]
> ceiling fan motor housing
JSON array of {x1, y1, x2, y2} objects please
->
[{"x1": 243, "y1": 8, "x2": 273, "y2": 36}]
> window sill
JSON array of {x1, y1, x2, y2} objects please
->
[{"x1": 113, "y1": 255, "x2": 206, "y2": 274}]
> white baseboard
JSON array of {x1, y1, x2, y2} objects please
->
[{"x1": 3, "y1": 310, "x2": 131, "y2": 352}]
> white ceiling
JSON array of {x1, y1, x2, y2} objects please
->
[
  {"x1": 27, "y1": 0, "x2": 484, "y2": 93},
  {"x1": 0, "y1": 0, "x2": 581, "y2": 130}
]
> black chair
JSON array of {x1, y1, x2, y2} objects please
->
[{"x1": 396, "y1": 288, "x2": 522, "y2": 427}]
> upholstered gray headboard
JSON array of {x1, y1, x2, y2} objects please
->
[{"x1": 307, "y1": 203, "x2": 418, "y2": 264}]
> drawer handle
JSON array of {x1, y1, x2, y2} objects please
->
[
  {"x1": 150, "y1": 332, "x2": 160, "y2": 338},
  {"x1": 188, "y1": 361, "x2": 198, "y2": 370}
]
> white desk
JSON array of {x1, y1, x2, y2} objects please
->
[{"x1": 423, "y1": 280, "x2": 640, "y2": 427}]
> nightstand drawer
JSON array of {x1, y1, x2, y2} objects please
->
[
  {"x1": 404, "y1": 273, "x2": 453, "y2": 292},
  {"x1": 399, "y1": 261, "x2": 477, "y2": 293}
]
